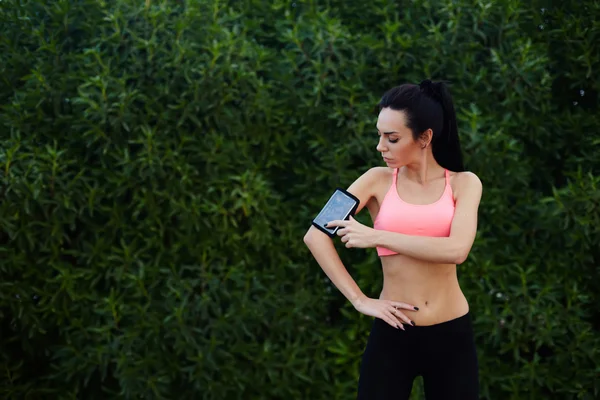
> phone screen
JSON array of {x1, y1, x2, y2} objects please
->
[{"x1": 312, "y1": 189, "x2": 359, "y2": 237}]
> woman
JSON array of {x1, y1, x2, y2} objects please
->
[{"x1": 303, "y1": 79, "x2": 483, "y2": 400}]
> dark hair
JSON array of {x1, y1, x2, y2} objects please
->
[{"x1": 377, "y1": 79, "x2": 465, "y2": 172}]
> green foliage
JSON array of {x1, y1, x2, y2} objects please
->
[{"x1": 1, "y1": 0, "x2": 599, "y2": 399}]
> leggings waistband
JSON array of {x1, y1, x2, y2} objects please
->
[{"x1": 376, "y1": 311, "x2": 473, "y2": 336}]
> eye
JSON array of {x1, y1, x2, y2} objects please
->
[{"x1": 376, "y1": 132, "x2": 399, "y2": 143}]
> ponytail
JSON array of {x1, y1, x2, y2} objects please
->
[{"x1": 418, "y1": 79, "x2": 465, "y2": 172}]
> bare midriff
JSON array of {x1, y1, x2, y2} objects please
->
[{"x1": 378, "y1": 253, "x2": 469, "y2": 326}]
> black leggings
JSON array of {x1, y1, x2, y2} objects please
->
[{"x1": 357, "y1": 312, "x2": 479, "y2": 400}]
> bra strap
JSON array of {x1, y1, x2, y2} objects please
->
[
  {"x1": 393, "y1": 168, "x2": 399, "y2": 187},
  {"x1": 444, "y1": 169, "x2": 449, "y2": 185}
]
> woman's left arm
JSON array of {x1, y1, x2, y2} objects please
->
[{"x1": 374, "y1": 172, "x2": 483, "y2": 264}]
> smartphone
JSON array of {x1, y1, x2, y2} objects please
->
[{"x1": 311, "y1": 188, "x2": 360, "y2": 237}]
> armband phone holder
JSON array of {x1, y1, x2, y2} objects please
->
[{"x1": 311, "y1": 188, "x2": 360, "y2": 238}]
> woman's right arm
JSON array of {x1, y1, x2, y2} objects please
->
[
  {"x1": 303, "y1": 226, "x2": 366, "y2": 305},
  {"x1": 303, "y1": 168, "x2": 418, "y2": 329},
  {"x1": 303, "y1": 167, "x2": 379, "y2": 306}
]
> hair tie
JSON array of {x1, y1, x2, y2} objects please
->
[
  {"x1": 419, "y1": 79, "x2": 441, "y2": 101},
  {"x1": 419, "y1": 79, "x2": 433, "y2": 91}
]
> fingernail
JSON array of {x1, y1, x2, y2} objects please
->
[
  {"x1": 411, "y1": 321, "x2": 415, "y2": 326},
  {"x1": 414, "y1": 307, "x2": 419, "y2": 311},
  {"x1": 324, "y1": 223, "x2": 329, "y2": 227}
]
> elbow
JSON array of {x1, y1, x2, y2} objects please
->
[
  {"x1": 304, "y1": 225, "x2": 330, "y2": 246},
  {"x1": 455, "y1": 253, "x2": 467, "y2": 265},
  {"x1": 454, "y1": 246, "x2": 471, "y2": 265},
  {"x1": 303, "y1": 233, "x2": 312, "y2": 246},
  {"x1": 303, "y1": 229, "x2": 319, "y2": 246}
]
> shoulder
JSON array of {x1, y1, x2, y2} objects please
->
[
  {"x1": 367, "y1": 166, "x2": 393, "y2": 180},
  {"x1": 454, "y1": 171, "x2": 482, "y2": 188},
  {"x1": 353, "y1": 166, "x2": 392, "y2": 185},
  {"x1": 346, "y1": 167, "x2": 392, "y2": 207},
  {"x1": 451, "y1": 171, "x2": 482, "y2": 202},
  {"x1": 368, "y1": 167, "x2": 396, "y2": 189}
]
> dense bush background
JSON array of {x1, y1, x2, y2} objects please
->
[{"x1": 1, "y1": 0, "x2": 599, "y2": 399}]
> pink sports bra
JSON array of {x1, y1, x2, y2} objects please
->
[{"x1": 373, "y1": 168, "x2": 456, "y2": 256}]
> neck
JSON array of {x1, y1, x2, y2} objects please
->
[{"x1": 402, "y1": 151, "x2": 444, "y2": 185}]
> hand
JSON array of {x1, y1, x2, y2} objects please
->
[
  {"x1": 352, "y1": 296, "x2": 418, "y2": 330},
  {"x1": 326, "y1": 216, "x2": 377, "y2": 249}
]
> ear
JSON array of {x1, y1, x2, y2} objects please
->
[{"x1": 419, "y1": 129, "x2": 433, "y2": 148}]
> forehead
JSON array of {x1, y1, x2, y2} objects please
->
[{"x1": 377, "y1": 108, "x2": 408, "y2": 131}]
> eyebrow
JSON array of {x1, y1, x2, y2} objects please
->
[{"x1": 376, "y1": 128, "x2": 398, "y2": 135}]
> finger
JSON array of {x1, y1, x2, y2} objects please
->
[
  {"x1": 391, "y1": 308, "x2": 413, "y2": 326},
  {"x1": 385, "y1": 318, "x2": 402, "y2": 330},
  {"x1": 336, "y1": 228, "x2": 347, "y2": 236},
  {"x1": 391, "y1": 302, "x2": 419, "y2": 311},
  {"x1": 386, "y1": 309, "x2": 403, "y2": 322},
  {"x1": 383, "y1": 311, "x2": 404, "y2": 330},
  {"x1": 326, "y1": 220, "x2": 345, "y2": 228}
]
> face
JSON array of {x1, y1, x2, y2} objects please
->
[{"x1": 376, "y1": 108, "x2": 426, "y2": 167}]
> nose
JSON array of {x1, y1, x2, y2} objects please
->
[{"x1": 376, "y1": 137, "x2": 387, "y2": 153}]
